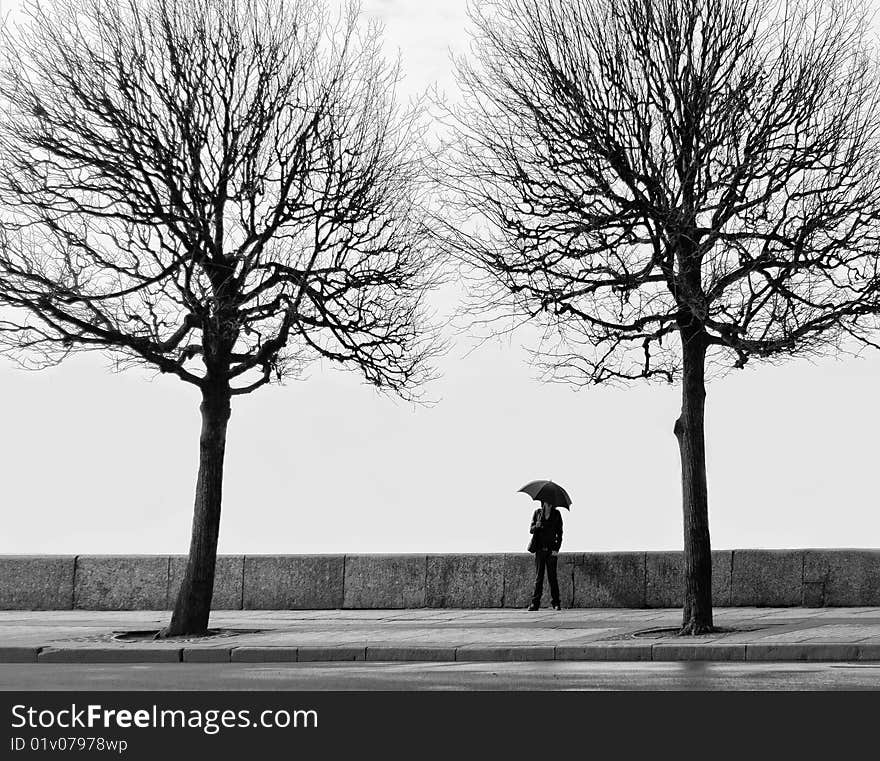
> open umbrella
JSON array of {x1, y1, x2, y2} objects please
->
[{"x1": 518, "y1": 479, "x2": 572, "y2": 509}]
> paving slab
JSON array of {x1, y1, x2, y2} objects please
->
[
  {"x1": 2, "y1": 608, "x2": 880, "y2": 663},
  {"x1": 757, "y1": 607, "x2": 829, "y2": 616},
  {"x1": 745, "y1": 624, "x2": 878, "y2": 643},
  {"x1": 707, "y1": 626, "x2": 793, "y2": 644}
]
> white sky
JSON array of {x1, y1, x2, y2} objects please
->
[{"x1": 0, "y1": 0, "x2": 878, "y2": 555}]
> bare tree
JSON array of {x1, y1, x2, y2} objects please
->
[
  {"x1": 0, "y1": 0, "x2": 442, "y2": 636},
  {"x1": 442, "y1": 0, "x2": 880, "y2": 633}
]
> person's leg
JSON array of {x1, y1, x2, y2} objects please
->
[
  {"x1": 530, "y1": 551, "x2": 546, "y2": 608},
  {"x1": 547, "y1": 554, "x2": 560, "y2": 608}
]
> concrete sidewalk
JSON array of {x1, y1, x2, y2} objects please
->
[{"x1": 2, "y1": 608, "x2": 880, "y2": 664}]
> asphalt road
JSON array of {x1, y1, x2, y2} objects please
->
[{"x1": 2, "y1": 661, "x2": 880, "y2": 690}]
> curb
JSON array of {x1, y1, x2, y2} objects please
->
[
  {"x1": 555, "y1": 644, "x2": 652, "y2": 661},
  {"x1": 230, "y1": 647, "x2": 297, "y2": 663},
  {"x1": 37, "y1": 648, "x2": 182, "y2": 663},
  {"x1": 456, "y1": 646, "x2": 555, "y2": 661},
  {"x1": 3, "y1": 643, "x2": 880, "y2": 664},
  {"x1": 0, "y1": 647, "x2": 41, "y2": 663},
  {"x1": 652, "y1": 643, "x2": 747, "y2": 662}
]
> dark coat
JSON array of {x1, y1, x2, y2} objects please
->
[{"x1": 528, "y1": 507, "x2": 563, "y2": 553}]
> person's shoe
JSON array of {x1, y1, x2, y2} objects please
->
[
  {"x1": 552, "y1": 604, "x2": 561, "y2": 610},
  {"x1": 527, "y1": 604, "x2": 539, "y2": 611}
]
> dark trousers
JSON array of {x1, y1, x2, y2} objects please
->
[{"x1": 531, "y1": 550, "x2": 560, "y2": 607}]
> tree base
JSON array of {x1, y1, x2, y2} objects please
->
[
  {"x1": 678, "y1": 622, "x2": 715, "y2": 636},
  {"x1": 155, "y1": 621, "x2": 210, "y2": 639}
]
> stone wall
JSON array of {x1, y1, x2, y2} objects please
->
[{"x1": 0, "y1": 550, "x2": 878, "y2": 610}]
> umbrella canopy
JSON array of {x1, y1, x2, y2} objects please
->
[{"x1": 518, "y1": 479, "x2": 572, "y2": 509}]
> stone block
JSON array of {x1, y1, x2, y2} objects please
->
[
  {"x1": 0, "y1": 647, "x2": 40, "y2": 663},
  {"x1": 243, "y1": 555, "x2": 344, "y2": 609},
  {"x1": 455, "y1": 645, "x2": 555, "y2": 661},
  {"x1": 652, "y1": 643, "x2": 746, "y2": 661},
  {"x1": 554, "y1": 643, "x2": 652, "y2": 661},
  {"x1": 713, "y1": 551, "x2": 733, "y2": 606},
  {"x1": 746, "y1": 643, "x2": 860, "y2": 662},
  {"x1": 182, "y1": 648, "x2": 232, "y2": 663},
  {"x1": 297, "y1": 646, "x2": 365, "y2": 662},
  {"x1": 857, "y1": 643, "x2": 880, "y2": 661},
  {"x1": 645, "y1": 551, "x2": 732, "y2": 608},
  {"x1": 6, "y1": 549, "x2": 880, "y2": 611},
  {"x1": 0, "y1": 556, "x2": 75, "y2": 610},
  {"x1": 343, "y1": 555, "x2": 426, "y2": 608},
  {"x1": 167, "y1": 555, "x2": 243, "y2": 610},
  {"x1": 37, "y1": 647, "x2": 181, "y2": 663},
  {"x1": 645, "y1": 552, "x2": 680, "y2": 608},
  {"x1": 74, "y1": 556, "x2": 169, "y2": 610},
  {"x1": 502, "y1": 553, "x2": 575, "y2": 608},
  {"x1": 231, "y1": 647, "x2": 298, "y2": 663},
  {"x1": 803, "y1": 550, "x2": 830, "y2": 584},
  {"x1": 804, "y1": 550, "x2": 880, "y2": 607},
  {"x1": 802, "y1": 581, "x2": 825, "y2": 608},
  {"x1": 731, "y1": 550, "x2": 803, "y2": 606},
  {"x1": 365, "y1": 646, "x2": 456, "y2": 661},
  {"x1": 426, "y1": 554, "x2": 504, "y2": 608},
  {"x1": 571, "y1": 552, "x2": 646, "y2": 607}
]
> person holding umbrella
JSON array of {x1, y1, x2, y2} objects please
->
[{"x1": 520, "y1": 480, "x2": 571, "y2": 611}]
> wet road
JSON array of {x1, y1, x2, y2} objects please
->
[{"x1": 2, "y1": 661, "x2": 880, "y2": 690}]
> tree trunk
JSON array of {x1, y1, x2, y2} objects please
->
[
  {"x1": 674, "y1": 326, "x2": 714, "y2": 635},
  {"x1": 162, "y1": 385, "x2": 232, "y2": 637}
]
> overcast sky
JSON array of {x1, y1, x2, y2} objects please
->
[{"x1": 1, "y1": 0, "x2": 879, "y2": 556}]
